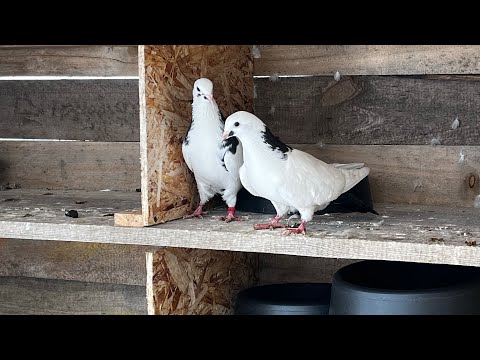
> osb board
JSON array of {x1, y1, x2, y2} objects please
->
[
  {"x1": 254, "y1": 45, "x2": 480, "y2": 76},
  {"x1": 0, "y1": 141, "x2": 140, "y2": 191},
  {"x1": 0, "y1": 276, "x2": 146, "y2": 315},
  {"x1": 139, "y1": 45, "x2": 254, "y2": 226},
  {"x1": 258, "y1": 254, "x2": 358, "y2": 285},
  {"x1": 0, "y1": 46, "x2": 138, "y2": 77},
  {"x1": 255, "y1": 75, "x2": 480, "y2": 145},
  {"x1": 296, "y1": 144, "x2": 480, "y2": 207},
  {"x1": 0, "y1": 80, "x2": 139, "y2": 141},
  {"x1": 0, "y1": 238, "x2": 155, "y2": 286},
  {"x1": 148, "y1": 248, "x2": 258, "y2": 315}
]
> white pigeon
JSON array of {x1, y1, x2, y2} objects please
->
[
  {"x1": 182, "y1": 78, "x2": 244, "y2": 222},
  {"x1": 222, "y1": 111, "x2": 371, "y2": 234}
]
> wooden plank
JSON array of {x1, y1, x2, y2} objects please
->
[
  {"x1": 0, "y1": 239, "x2": 155, "y2": 286},
  {"x1": 258, "y1": 254, "x2": 358, "y2": 285},
  {"x1": 0, "y1": 46, "x2": 138, "y2": 77},
  {"x1": 255, "y1": 75, "x2": 480, "y2": 145},
  {"x1": 0, "y1": 276, "x2": 146, "y2": 315},
  {"x1": 254, "y1": 45, "x2": 480, "y2": 76},
  {"x1": 148, "y1": 248, "x2": 258, "y2": 315},
  {"x1": 0, "y1": 141, "x2": 140, "y2": 191},
  {"x1": 0, "y1": 189, "x2": 140, "y2": 225},
  {"x1": 0, "y1": 80, "x2": 139, "y2": 141},
  {"x1": 139, "y1": 45, "x2": 254, "y2": 226},
  {"x1": 295, "y1": 144, "x2": 480, "y2": 207},
  {"x1": 3, "y1": 190, "x2": 480, "y2": 267},
  {"x1": 114, "y1": 209, "x2": 143, "y2": 227}
]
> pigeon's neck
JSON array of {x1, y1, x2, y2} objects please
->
[
  {"x1": 240, "y1": 127, "x2": 292, "y2": 162},
  {"x1": 192, "y1": 101, "x2": 222, "y2": 129}
]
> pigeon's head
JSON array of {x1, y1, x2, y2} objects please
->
[
  {"x1": 223, "y1": 111, "x2": 266, "y2": 141},
  {"x1": 193, "y1": 78, "x2": 215, "y2": 104}
]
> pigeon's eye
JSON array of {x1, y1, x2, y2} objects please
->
[
  {"x1": 234, "y1": 122, "x2": 239, "y2": 127},
  {"x1": 197, "y1": 87, "x2": 200, "y2": 92}
]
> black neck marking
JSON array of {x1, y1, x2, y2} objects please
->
[{"x1": 261, "y1": 126, "x2": 292, "y2": 158}]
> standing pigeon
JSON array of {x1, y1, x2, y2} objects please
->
[
  {"x1": 182, "y1": 78, "x2": 244, "y2": 222},
  {"x1": 223, "y1": 111, "x2": 371, "y2": 234}
]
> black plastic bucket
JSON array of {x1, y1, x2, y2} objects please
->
[
  {"x1": 329, "y1": 260, "x2": 480, "y2": 315},
  {"x1": 234, "y1": 283, "x2": 331, "y2": 315}
]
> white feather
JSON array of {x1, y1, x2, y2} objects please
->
[
  {"x1": 226, "y1": 111, "x2": 370, "y2": 224},
  {"x1": 182, "y1": 78, "x2": 243, "y2": 208}
]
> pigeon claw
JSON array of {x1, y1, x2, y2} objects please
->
[
  {"x1": 253, "y1": 223, "x2": 286, "y2": 230},
  {"x1": 282, "y1": 227, "x2": 306, "y2": 235},
  {"x1": 220, "y1": 214, "x2": 243, "y2": 223},
  {"x1": 183, "y1": 205, "x2": 208, "y2": 219}
]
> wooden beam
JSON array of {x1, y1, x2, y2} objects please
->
[
  {"x1": 254, "y1": 75, "x2": 480, "y2": 145},
  {"x1": 295, "y1": 144, "x2": 480, "y2": 207},
  {"x1": 0, "y1": 46, "x2": 138, "y2": 77},
  {"x1": 139, "y1": 45, "x2": 254, "y2": 226},
  {"x1": 0, "y1": 141, "x2": 140, "y2": 191},
  {"x1": 0, "y1": 80, "x2": 139, "y2": 141},
  {"x1": 259, "y1": 254, "x2": 358, "y2": 285},
  {"x1": 254, "y1": 45, "x2": 480, "y2": 76},
  {"x1": 147, "y1": 248, "x2": 258, "y2": 315},
  {"x1": 0, "y1": 276, "x2": 146, "y2": 315},
  {"x1": 3, "y1": 190, "x2": 480, "y2": 267},
  {"x1": 0, "y1": 238, "x2": 155, "y2": 286}
]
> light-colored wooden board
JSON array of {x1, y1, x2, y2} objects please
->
[
  {"x1": 0, "y1": 46, "x2": 138, "y2": 77},
  {"x1": 0, "y1": 189, "x2": 140, "y2": 225},
  {"x1": 0, "y1": 276, "x2": 146, "y2": 315},
  {"x1": 255, "y1": 75, "x2": 480, "y2": 145},
  {"x1": 114, "y1": 209, "x2": 143, "y2": 227},
  {"x1": 3, "y1": 190, "x2": 480, "y2": 267},
  {"x1": 295, "y1": 144, "x2": 480, "y2": 207},
  {"x1": 148, "y1": 248, "x2": 258, "y2": 315},
  {"x1": 0, "y1": 80, "x2": 139, "y2": 141},
  {"x1": 254, "y1": 45, "x2": 480, "y2": 76},
  {"x1": 0, "y1": 239, "x2": 156, "y2": 286},
  {"x1": 0, "y1": 141, "x2": 140, "y2": 191},
  {"x1": 258, "y1": 254, "x2": 358, "y2": 285},
  {"x1": 139, "y1": 45, "x2": 254, "y2": 226}
]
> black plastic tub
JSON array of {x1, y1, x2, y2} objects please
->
[
  {"x1": 234, "y1": 283, "x2": 331, "y2": 315},
  {"x1": 329, "y1": 260, "x2": 480, "y2": 315}
]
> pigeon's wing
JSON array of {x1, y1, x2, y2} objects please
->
[
  {"x1": 182, "y1": 140, "x2": 193, "y2": 172},
  {"x1": 222, "y1": 137, "x2": 243, "y2": 177},
  {"x1": 277, "y1": 149, "x2": 346, "y2": 207},
  {"x1": 332, "y1": 163, "x2": 365, "y2": 170},
  {"x1": 239, "y1": 165, "x2": 262, "y2": 197}
]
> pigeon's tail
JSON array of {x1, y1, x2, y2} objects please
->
[{"x1": 338, "y1": 165, "x2": 370, "y2": 194}]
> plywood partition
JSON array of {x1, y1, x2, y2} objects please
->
[
  {"x1": 146, "y1": 248, "x2": 258, "y2": 315},
  {"x1": 117, "y1": 45, "x2": 254, "y2": 227}
]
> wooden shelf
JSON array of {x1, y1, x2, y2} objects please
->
[{"x1": 2, "y1": 189, "x2": 480, "y2": 267}]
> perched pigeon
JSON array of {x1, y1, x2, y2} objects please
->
[
  {"x1": 223, "y1": 111, "x2": 371, "y2": 234},
  {"x1": 182, "y1": 78, "x2": 244, "y2": 222}
]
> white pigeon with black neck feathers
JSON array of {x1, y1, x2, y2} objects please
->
[
  {"x1": 182, "y1": 78, "x2": 243, "y2": 222},
  {"x1": 222, "y1": 111, "x2": 370, "y2": 234}
]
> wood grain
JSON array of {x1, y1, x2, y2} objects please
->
[
  {"x1": 0, "y1": 46, "x2": 138, "y2": 77},
  {"x1": 0, "y1": 141, "x2": 140, "y2": 191},
  {"x1": 2, "y1": 190, "x2": 480, "y2": 267},
  {"x1": 254, "y1": 45, "x2": 480, "y2": 76},
  {"x1": 0, "y1": 80, "x2": 139, "y2": 141},
  {"x1": 258, "y1": 254, "x2": 358, "y2": 285},
  {"x1": 0, "y1": 276, "x2": 146, "y2": 314},
  {"x1": 139, "y1": 45, "x2": 254, "y2": 226},
  {"x1": 255, "y1": 75, "x2": 480, "y2": 145},
  {"x1": 0, "y1": 239, "x2": 155, "y2": 286},
  {"x1": 295, "y1": 144, "x2": 480, "y2": 207}
]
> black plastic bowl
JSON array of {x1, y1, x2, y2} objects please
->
[
  {"x1": 234, "y1": 283, "x2": 331, "y2": 315},
  {"x1": 329, "y1": 260, "x2": 480, "y2": 315}
]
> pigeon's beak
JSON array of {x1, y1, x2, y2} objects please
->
[
  {"x1": 222, "y1": 131, "x2": 233, "y2": 140},
  {"x1": 206, "y1": 94, "x2": 214, "y2": 103}
]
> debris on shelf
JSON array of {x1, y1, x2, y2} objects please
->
[
  {"x1": 451, "y1": 116, "x2": 460, "y2": 129},
  {"x1": 65, "y1": 210, "x2": 79, "y2": 218}
]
